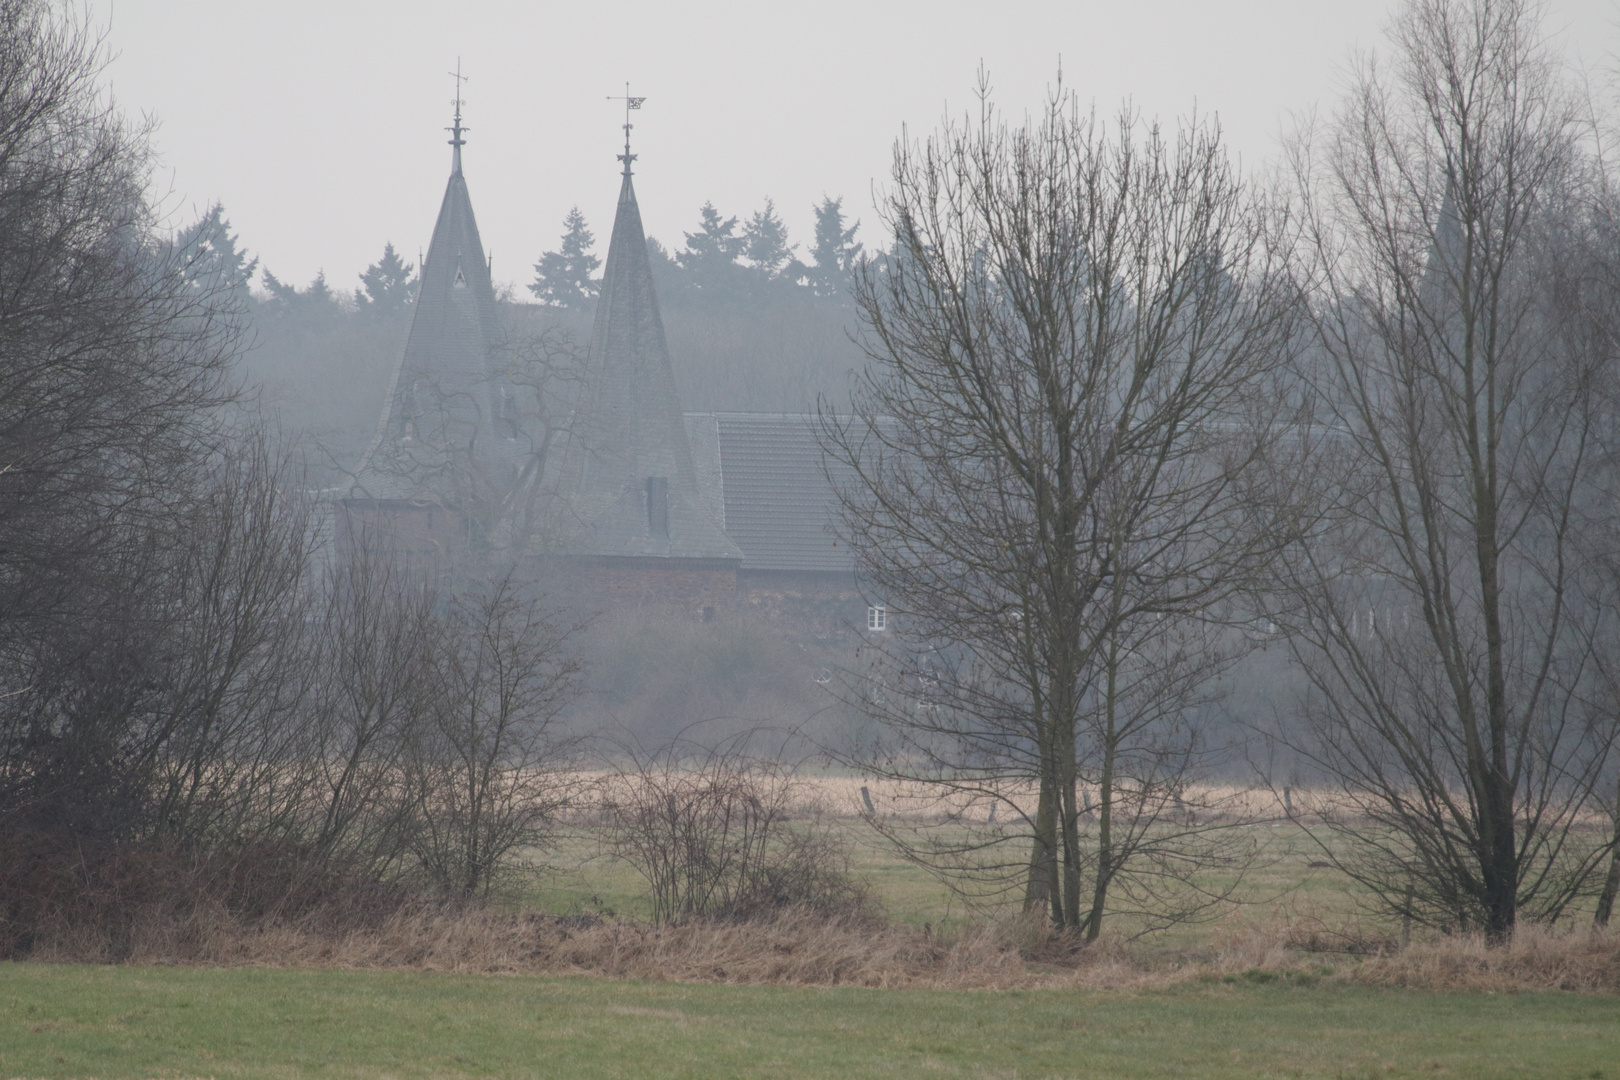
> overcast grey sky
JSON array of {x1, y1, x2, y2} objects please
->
[{"x1": 103, "y1": 0, "x2": 1617, "y2": 294}]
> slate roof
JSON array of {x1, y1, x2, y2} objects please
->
[
  {"x1": 544, "y1": 162, "x2": 740, "y2": 561},
  {"x1": 347, "y1": 120, "x2": 542, "y2": 522},
  {"x1": 683, "y1": 413, "x2": 854, "y2": 573}
]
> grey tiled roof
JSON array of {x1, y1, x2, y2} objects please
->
[{"x1": 684, "y1": 413, "x2": 853, "y2": 573}]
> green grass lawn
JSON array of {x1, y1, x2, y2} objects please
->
[{"x1": 2, "y1": 962, "x2": 1616, "y2": 1079}]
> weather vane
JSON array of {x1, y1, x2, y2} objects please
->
[
  {"x1": 447, "y1": 60, "x2": 469, "y2": 169},
  {"x1": 606, "y1": 82, "x2": 646, "y2": 175}
]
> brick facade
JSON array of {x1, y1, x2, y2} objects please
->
[
  {"x1": 539, "y1": 555, "x2": 741, "y2": 619},
  {"x1": 737, "y1": 569, "x2": 870, "y2": 640}
]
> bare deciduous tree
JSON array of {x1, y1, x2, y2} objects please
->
[
  {"x1": 1276, "y1": 0, "x2": 1617, "y2": 938},
  {"x1": 821, "y1": 76, "x2": 1296, "y2": 931},
  {"x1": 0, "y1": 0, "x2": 242, "y2": 643},
  {"x1": 0, "y1": 0, "x2": 251, "y2": 849},
  {"x1": 303, "y1": 535, "x2": 440, "y2": 879},
  {"x1": 1076, "y1": 599, "x2": 1255, "y2": 940},
  {"x1": 147, "y1": 428, "x2": 322, "y2": 847}
]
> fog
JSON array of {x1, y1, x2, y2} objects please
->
[
  {"x1": 108, "y1": 1, "x2": 1615, "y2": 294},
  {"x1": 114, "y1": 0, "x2": 1616, "y2": 754},
  {"x1": 108, "y1": 0, "x2": 1618, "y2": 479}
]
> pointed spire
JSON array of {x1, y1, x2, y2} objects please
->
[
  {"x1": 1421, "y1": 178, "x2": 1467, "y2": 313},
  {"x1": 548, "y1": 129, "x2": 739, "y2": 561},
  {"x1": 447, "y1": 61, "x2": 468, "y2": 175},
  {"x1": 350, "y1": 85, "x2": 540, "y2": 519}
]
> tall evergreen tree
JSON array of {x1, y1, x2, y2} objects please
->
[
  {"x1": 644, "y1": 235, "x2": 683, "y2": 298},
  {"x1": 176, "y1": 202, "x2": 258, "y2": 299},
  {"x1": 355, "y1": 241, "x2": 417, "y2": 313},
  {"x1": 808, "y1": 196, "x2": 863, "y2": 297},
  {"x1": 528, "y1": 207, "x2": 600, "y2": 309},
  {"x1": 742, "y1": 198, "x2": 795, "y2": 279},
  {"x1": 678, "y1": 202, "x2": 746, "y2": 295},
  {"x1": 257, "y1": 269, "x2": 342, "y2": 324}
]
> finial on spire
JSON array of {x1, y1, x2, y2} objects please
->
[
  {"x1": 607, "y1": 82, "x2": 646, "y2": 176},
  {"x1": 447, "y1": 60, "x2": 469, "y2": 174}
]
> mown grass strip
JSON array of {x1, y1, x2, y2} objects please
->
[{"x1": 3, "y1": 962, "x2": 1618, "y2": 1079}]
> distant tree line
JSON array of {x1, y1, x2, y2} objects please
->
[
  {"x1": 525, "y1": 195, "x2": 870, "y2": 414},
  {"x1": 190, "y1": 190, "x2": 868, "y2": 470},
  {"x1": 529, "y1": 195, "x2": 865, "y2": 311}
]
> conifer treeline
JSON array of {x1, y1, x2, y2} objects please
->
[
  {"x1": 198, "y1": 194, "x2": 869, "y2": 470},
  {"x1": 529, "y1": 195, "x2": 865, "y2": 309}
]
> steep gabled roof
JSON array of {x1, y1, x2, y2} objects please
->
[
  {"x1": 685, "y1": 413, "x2": 856, "y2": 573},
  {"x1": 348, "y1": 117, "x2": 539, "y2": 520},
  {"x1": 545, "y1": 162, "x2": 740, "y2": 561}
]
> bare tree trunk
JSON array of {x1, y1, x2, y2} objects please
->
[
  {"x1": 824, "y1": 74, "x2": 1292, "y2": 925},
  {"x1": 1084, "y1": 645, "x2": 1120, "y2": 941},
  {"x1": 1058, "y1": 714, "x2": 1083, "y2": 929},
  {"x1": 1596, "y1": 773, "x2": 1620, "y2": 928},
  {"x1": 1024, "y1": 761, "x2": 1059, "y2": 919},
  {"x1": 1473, "y1": 387, "x2": 1520, "y2": 939}
]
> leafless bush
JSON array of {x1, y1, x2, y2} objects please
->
[
  {"x1": 405, "y1": 574, "x2": 586, "y2": 900},
  {"x1": 0, "y1": 1, "x2": 595, "y2": 948},
  {"x1": 604, "y1": 737, "x2": 872, "y2": 924},
  {"x1": 0, "y1": 515, "x2": 587, "y2": 951},
  {"x1": 289, "y1": 549, "x2": 590, "y2": 903},
  {"x1": 21, "y1": 894, "x2": 1618, "y2": 993}
]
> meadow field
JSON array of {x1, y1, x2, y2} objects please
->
[{"x1": 4, "y1": 782, "x2": 1619, "y2": 1078}]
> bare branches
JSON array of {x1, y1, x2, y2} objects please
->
[
  {"x1": 1276, "y1": 0, "x2": 1615, "y2": 937},
  {"x1": 0, "y1": 0, "x2": 251, "y2": 847},
  {"x1": 408, "y1": 574, "x2": 586, "y2": 899},
  {"x1": 0, "y1": 0, "x2": 243, "y2": 631},
  {"x1": 822, "y1": 75, "x2": 1293, "y2": 932},
  {"x1": 603, "y1": 734, "x2": 870, "y2": 924}
]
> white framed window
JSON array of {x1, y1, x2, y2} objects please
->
[{"x1": 867, "y1": 605, "x2": 887, "y2": 631}]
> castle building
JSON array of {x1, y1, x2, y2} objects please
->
[{"x1": 342, "y1": 102, "x2": 876, "y2": 635}]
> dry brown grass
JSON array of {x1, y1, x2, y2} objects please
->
[
  {"x1": 11, "y1": 776, "x2": 1616, "y2": 994},
  {"x1": 770, "y1": 775, "x2": 1617, "y2": 830},
  {"x1": 744, "y1": 775, "x2": 1299, "y2": 825},
  {"x1": 20, "y1": 900, "x2": 1620, "y2": 993},
  {"x1": 21, "y1": 903, "x2": 1102, "y2": 989},
  {"x1": 1350, "y1": 923, "x2": 1620, "y2": 993}
]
